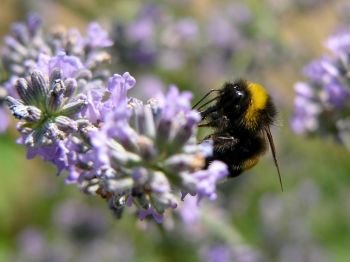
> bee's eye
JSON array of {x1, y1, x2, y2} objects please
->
[{"x1": 234, "y1": 89, "x2": 244, "y2": 101}]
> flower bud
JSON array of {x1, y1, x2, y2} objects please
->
[{"x1": 60, "y1": 98, "x2": 87, "y2": 116}]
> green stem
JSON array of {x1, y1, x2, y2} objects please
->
[{"x1": 199, "y1": 209, "x2": 245, "y2": 246}]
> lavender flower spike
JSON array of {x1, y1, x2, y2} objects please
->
[
  {"x1": 1, "y1": 14, "x2": 50, "y2": 77},
  {"x1": 6, "y1": 69, "x2": 86, "y2": 147},
  {"x1": 292, "y1": 27, "x2": 350, "y2": 148},
  {"x1": 85, "y1": 84, "x2": 228, "y2": 222}
]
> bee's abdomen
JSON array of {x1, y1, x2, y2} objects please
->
[{"x1": 207, "y1": 134, "x2": 267, "y2": 178}]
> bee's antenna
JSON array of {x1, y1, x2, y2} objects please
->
[
  {"x1": 192, "y1": 89, "x2": 220, "y2": 110},
  {"x1": 197, "y1": 97, "x2": 220, "y2": 111},
  {"x1": 265, "y1": 126, "x2": 283, "y2": 192}
]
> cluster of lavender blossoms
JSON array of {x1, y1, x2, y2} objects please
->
[
  {"x1": 2, "y1": 15, "x2": 228, "y2": 223},
  {"x1": 291, "y1": 27, "x2": 350, "y2": 147},
  {"x1": 0, "y1": 14, "x2": 112, "y2": 133}
]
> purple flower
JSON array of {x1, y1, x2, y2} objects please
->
[
  {"x1": 155, "y1": 84, "x2": 193, "y2": 120},
  {"x1": 227, "y1": 3, "x2": 252, "y2": 24},
  {"x1": 207, "y1": 14, "x2": 239, "y2": 49},
  {"x1": 1, "y1": 15, "x2": 112, "y2": 83},
  {"x1": 91, "y1": 72, "x2": 136, "y2": 128},
  {"x1": 294, "y1": 81, "x2": 315, "y2": 98},
  {"x1": 107, "y1": 72, "x2": 136, "y2": 107},
  {"x1": 53, "y1": 200, "x2": 108, "y2": 240},
  {"x1": 17, "y1": 228, "x2": 45, "y2": 258},
  {"x1": 5, "y1": 62, "x2": 90, "y2": 179},
  {"x1": 201, "y1": 245, "x2": 232, "y2": 262},
  {"x1": 292, "y1": 28, "x2": 350, "y2": 143},
  {"x1": 161, "y1": 18, "x2": 198, "y2": 44},
  {"x1": 0, "y1": 107, "x2": 9, "y2": 133},
  {"x1": 134, "y1": 75, "x2": 165, "y2": 100},
  {"x1": 302, "y1": 56, "x2": 341, "y2": 85},
  {"x1": 201, "y1": 244, "x2": 265, "y2": 262},
  {"x1": 84, "y1": 84, "x2": 225, "y2": 222},
  {"x1": 1, "y1": 14, "x2": 51, "y2": 78},
  {"x1": 126, "y1": 17, "x2": 155, "y2": 42},
  {"x1": 37, "y1": 52, "x2": 84, "y2": 78},
  {"x1": 27, "y1": 13, "x2": 42, "y2": 34},
  {"x1": 138, "y1": 206, "x2": 164, "y2": 223},
  {"x1": 26, "y1": 140, "x2": 70, "y2": 174},
  {"x1": 174, "y1": 19, "x2": 198, "y2": 39},
  {"x1": 291, "y1": 82, "x2": 321, "y2": 134},
  {"x1": 2, "y1": 15, "x2": 236, "y2": 223},
  {"x1": 325, "y1": 29, "x2": 350, "y2": 55},
  {"x1": 323, "y1": 80, "x2": 350, "y2": 107},
  {"x1": 178, "y1": 195, "x2": 200, "y2": 224},
  {"x1": 183, "y1": 161, "x2": 229, "y2": 201},
  {"x1": 86, "y1": 22, "x2": 113, "y2": 48}
]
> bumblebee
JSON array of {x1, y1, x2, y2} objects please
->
[{"x1": 193, "y1": 79, "x2": 283, "y2": 191}]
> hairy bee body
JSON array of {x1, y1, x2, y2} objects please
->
[{"x1": 196, "y1": 80, "x2": 282, "y2": 189}]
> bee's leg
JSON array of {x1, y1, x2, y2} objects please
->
[
  {"x1": 208, "y1": 136, "x2": 244, "y2": 177},
  {"x1": 216, "y1": 136, "x2": 236, "y2": 141},
  {"x1": 200, "y1": 105, "x2": 218, "y2": 119},
  {"x1": 213, "y1": 136, "x2": 238, "y2": 153}
]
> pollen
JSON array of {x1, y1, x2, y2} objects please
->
[
  {"x1": 241, "y1": 156, "x2": 260, "y2": 171},
  {"x1": 244, "y1": 82, "x2": 268, "y2": 129}
]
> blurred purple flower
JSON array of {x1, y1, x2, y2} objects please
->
[
  {"x1": 291, "y1": 83, "x2": 321, "y2": 134},
  {"x1": 207, "y1": 16, "x2": 234, "y2": 48},
  {"x1": 1, "y1": 15, "x2": 113, "y2": 136},
  {"x1": 37, "y1": 52, "x2": 84, "y2": 78},
  {"x1": 259, "y1": 181, "x2": 329, "y2": 262},
  {"x1": 323, "y1": 80, "x2": 350, "y2": 107},
  {"x1": 201, "y1": 245, "x2": 232, "y2": 262},
  {"x1": 53, "y1": 200, "x2": 108, "y2": 241},
  {"x1": 86, "y1": 22, "x2": 113, "y2": 48},
  {"x1": 325, "y1": 28, "x2": 350, "y2": 54},
  {"x1": 227, "y1": 3, "x2": 252, "y2": 24},
  {"x1": 0, "y1": 85, "x2": 10, "y2": 133},
  {"x1": 1, "y1": 14, "x2": 50, "y2": 77},
  {"x1": 0, "y1": 107, "x2": 9, "y2": 133},
  {"x1": 302, "y1": 58, "x2": 330, "y2": 83},
  {"x1": 132, "y1": 75, "x2": 164, "y2": 100},
  {"x1": 49, "y1": 52, "x2": 84, "y2": 77},
  {"x1": 27, "y1": 13, "x2": 42, "y2": 34},
  {"x1": 178, "y1": 195, "x2": 200, "y2": 224},
  {"x1": 17, "y1": 228, "x2": 46, "y2": 258},
  {"x1": 292, "y1": 28, "x2": 350, "y2": 143},
  {"x1": 126, "y1": 17, "x2": 155, "y2": 42},
  {"x1": 174, "y1": 19, "x2": 198, "y2": 39},
  {"x1": 138, "y1": 206, "x2": 164, "y2": 223}
]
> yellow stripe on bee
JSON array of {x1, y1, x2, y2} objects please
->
[
  {"x1": 241, "y1": 156, "x2": 260, "y2": 171},
  {"x1": 244, "y1": 82, "x2": 268, "y2": 129}
]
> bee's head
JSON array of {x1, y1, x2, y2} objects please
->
[
  {"x1": 218, "y1": 80, "x2": 251, "y2": 119},
  {"x1": 218, "y1": 80, "x2": 277, "y2": 131}
]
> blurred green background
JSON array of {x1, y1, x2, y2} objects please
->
[{"x1": 1, "y1": 0, "x2": 350, "y2": 261}]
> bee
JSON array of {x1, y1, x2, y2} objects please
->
[{"x1": 193, "y1": 79, "x2": 283, "y2": 191}]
